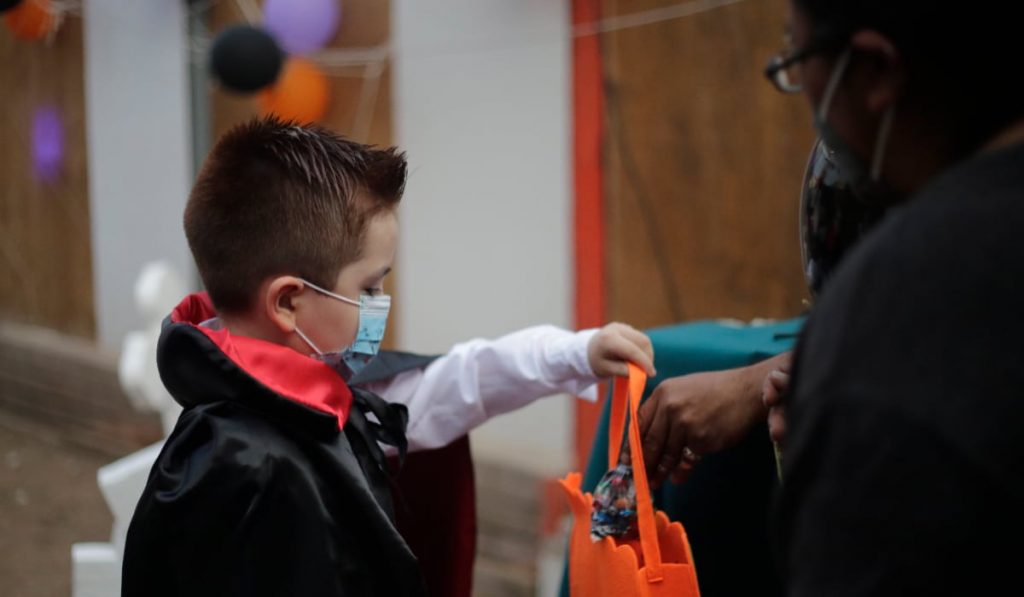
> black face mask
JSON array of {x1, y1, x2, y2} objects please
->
[
  {"x1": 800, "y1": 138, "x2": 892, "y2": 298},
  {"x1": 812, "y1": 47, "x2": 901, "y2": 210}
]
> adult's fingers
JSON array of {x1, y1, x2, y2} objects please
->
[
  {"x1": 667, "y1": 447, "x2": 703, "y2": 486},
  {"x1": 768, "y1": 405, "x2": 787, "y2": 445},
  {"x1": 638, "y1": 388, "x2": 660, "y2": 438},
  {"x1": 640, "y1": 398, "x2": 671, "y2": 480},
  {"x1": 670, "y1": 459, "x2": 697, "y2": 485},
  {"x1": 651, "y1": 416, "x2": 690, "y2": 487},
  {"x1": 762, "y1": 370, "x2": 786, "y2": 408}
]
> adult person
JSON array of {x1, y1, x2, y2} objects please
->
[{"x1": 767, "y1": 1, "x2": 1024, "y2": 594}]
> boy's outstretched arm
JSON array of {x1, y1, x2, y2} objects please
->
[{"x1": 363, "y1": 322, "x2": 654, "y2": 452}]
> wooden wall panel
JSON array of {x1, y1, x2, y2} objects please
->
[
  {"x1": 0, "y1": 21, "x2": 94, "y2": 338},
  {"x1": 602, "y1": 0, "x2": 813, "y2": 328}
]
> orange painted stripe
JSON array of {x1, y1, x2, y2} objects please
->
[{"x1": 572, "y1": 0, "x2": 606, "y2": 471}]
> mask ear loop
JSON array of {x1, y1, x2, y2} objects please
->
[
  {"x1": 816, "y1": 47, "x2": 853, "y2": 123},
  {"x1": 300, "y1": 278, "x2": 361, "y2": 307},
  {"x1": 293, "y1": 279, "x2": 360, "y2": 357},
  {"x1": 817, "y1": 47, "x2": 895, "y2": 184},
  {"x1": 294, "y1": 325, "x2": 325, "y2": 356}
]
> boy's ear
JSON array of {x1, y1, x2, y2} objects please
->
[{"x1": 264, "y1": 276, "x2": 306, "y2": 334}]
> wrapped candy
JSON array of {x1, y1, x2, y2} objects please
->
[{"x1": 590, "y1": 463, "x2": 638, "y2": 541}]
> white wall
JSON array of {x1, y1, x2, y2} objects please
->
[
  {"x1": 392, "y1": 0, "x2": 574, "y2": 475},
  {"x1": 83, "y1": 0, "x2": 195, "y2": 348}
]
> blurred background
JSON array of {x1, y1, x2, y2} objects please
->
[{"x1": 0, "y1": 0, "x2": 812, "y2": 595}]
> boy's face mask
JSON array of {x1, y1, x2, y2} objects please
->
[{"x1": 293, "y1": 278, "x2": 391, "y2": 381}]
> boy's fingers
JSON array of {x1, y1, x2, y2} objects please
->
[
  {"x1": 618, "y1": 326, "x2": 656, "y2": 375},
  {"x1": 608, "y1": 334, "x2": 656, "y2": 377},
  {"x1": 620, "y1": 326, "x2": 654, "y2": 360},
  {"x1": 606, "y1": 360, "x2": 630, "y2": 378}
]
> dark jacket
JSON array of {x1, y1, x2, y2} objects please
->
[{"x1": 777, "y1": 142, "x2": 1024, "y2": 595}]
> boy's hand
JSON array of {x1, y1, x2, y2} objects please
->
[{"x1": 587, "y1": 322, "x2": 656, "y2": 379}]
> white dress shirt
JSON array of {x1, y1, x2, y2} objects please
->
[{"x1": 364, "y1": 325, "x2": 600, "y2": 452}]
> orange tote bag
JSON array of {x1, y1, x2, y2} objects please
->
[{"x1": 560, "y1": 363, "x2": 701, "y2": 597}]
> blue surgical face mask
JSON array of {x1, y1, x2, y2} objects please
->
[
  {"x1": 292, "y1": 278, "x2": 391, "y2": 381},
  {"x1": 813, "y1": 47, "x2": 897, "y2": 205}
]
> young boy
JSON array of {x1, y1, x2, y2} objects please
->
[{"x1": 121, "y1": 117, "x2": 655, "y2": 597}]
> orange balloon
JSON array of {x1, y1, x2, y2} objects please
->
[
  {"x1": 4, "y1": 0, "x2": 55, "y2": 41},
  {"x1": 257, "y1": 58, "x2": 330, "y2": 124}
]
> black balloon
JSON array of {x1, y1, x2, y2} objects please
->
[
  {"x1": 209, "y1": 25, "x2": 284, "y2": 94},
  {"x1": 0, "y1": 0, "x2": 23, "y2": 14}
]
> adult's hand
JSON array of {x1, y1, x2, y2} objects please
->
[
  {"x1": 761, "y1": 353, "x2": 792, "y2": 447},
  {"x1": 636, "y1": 352, "x2": 791, "y2": 486}
]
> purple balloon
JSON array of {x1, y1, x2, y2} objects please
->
[
  {"x1": 263, "y1": 0, "x2": 341, "y2": 56},
  {"x1": 32, "y1": 106, "x2": 63, "y2": 182}
]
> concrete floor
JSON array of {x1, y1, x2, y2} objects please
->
[{"x1": 0, "y1": 414, "x2": 115, "y2": 597}]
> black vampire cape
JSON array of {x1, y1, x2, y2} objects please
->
[{"x1": 121, "y1": 293, "x2": 473, "y2": 597}]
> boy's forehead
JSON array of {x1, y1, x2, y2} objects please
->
[
  {"x1": 360, "y1": 211, "x2": 398, "y2": 256},
  {"x1": 337, "y1": 213, "x2": 396, "y2": 284}
]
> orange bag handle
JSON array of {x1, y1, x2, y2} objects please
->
[{"x1": 607, "y1": 363, "x2": 664, "y2": 583}]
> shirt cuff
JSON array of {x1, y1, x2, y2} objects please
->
[{"x1": 541, "y1": 327, "x2": 600, "y2": 395}]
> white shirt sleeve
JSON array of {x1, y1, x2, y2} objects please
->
[{"x1": 363, "y1": 325, "x2": 600, "y2": 452}]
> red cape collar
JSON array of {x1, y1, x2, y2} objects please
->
[{"x1": 170, "y1": 292, "x2": 353, "y2": 429}]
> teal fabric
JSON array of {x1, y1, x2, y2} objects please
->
[{"x1": 560, "y1": 318, "x2": 803, "y2": 597}]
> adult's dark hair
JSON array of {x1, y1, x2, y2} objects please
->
[
  {"x1": 794, "y1": 0, "x2": 1023, "y2": 154},
  {"x1": 184, "y1": 116, "x2": 407, "y2": 314}
]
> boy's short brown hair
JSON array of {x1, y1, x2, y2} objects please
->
[{"x1": 184, "y1": 117, "x2": 406, "y2": 314}]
